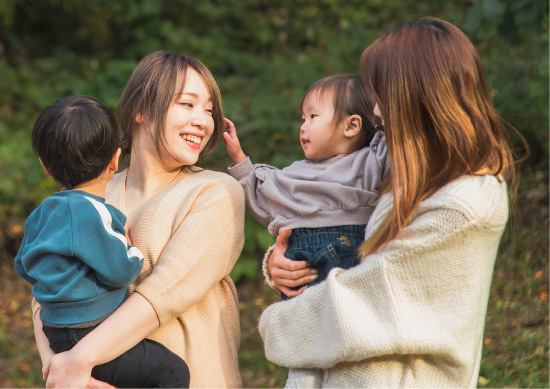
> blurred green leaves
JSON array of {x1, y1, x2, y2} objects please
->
[{"x1": 0, "y1": 0, "x2": 548, "y2": 282}]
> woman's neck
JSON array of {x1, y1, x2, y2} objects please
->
[
  {"x1": 126, "y1": 153, "x2": 182, "y2": 196},
  {"x1": 123, "y1": 147, "x2": 184, "y2": 224}
]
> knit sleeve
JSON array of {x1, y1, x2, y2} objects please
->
[
  {"x1": 258, "y1": 189, "x2": 505, "y2": 370},
  {"x1": 227, "y1": 157, "x2": 276, "y2": 228},
  {"x1": 134, "y1": 177, "x2": 245, "y2": 326}
]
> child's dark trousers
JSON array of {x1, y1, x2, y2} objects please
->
[
  {"x1": 282, "y1": 224, "x2": 366, "y2": 300},
  {"x1": 43, "y1": 324, "x2": 190, "y2": 388}
]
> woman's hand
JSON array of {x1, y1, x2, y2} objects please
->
[
  {"x1": 32, "y1": 308, "x2": 55, "y2": 366},
  {"x1": 43, "y1": 349, "x2": 93, "y2": 388},
  {"x1": 87, "y1": 377, "x2": 116, "y2": 388},
  {"x1": 222, "y1": 118, "x2": 247, "y2": 165},
  {"x1": 269, "y1": 229, "x2": 318, "y2": 298}
]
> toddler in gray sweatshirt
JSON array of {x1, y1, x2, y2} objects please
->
[
  {"x1": 224, "y1": 74, "x2": 390, "y2": 388},
  {"x1": 224, "y1": 74, "x2": 389, "y2": 295}
]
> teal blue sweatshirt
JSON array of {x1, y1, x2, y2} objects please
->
[{"x1": 14, "y1": 190, "x2": 144, "y2": 325}]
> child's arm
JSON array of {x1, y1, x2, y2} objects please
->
[
  {"x1": 70, "y1": 199, "x2": 144, "y2": 288},
  {"x1": 222, "y1": 118, "x2": 247, "y2": 165}
]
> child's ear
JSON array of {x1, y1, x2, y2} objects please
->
[
  {"x1": 39, "y1": 158, "x2": 53, "y2": 177},
  {"x1": 343, "y1": 115, "x2": 362, "y2": 138},
  {"x1": 109, "y1": 148, "x2": 122, "y2": 173}
]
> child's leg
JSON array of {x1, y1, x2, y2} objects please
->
[
  {"x1": 96, "y1": 338, "x2": 190, "y2": 388},
  {"x1": 282, "y1": 225, "x2": 366, "y2": 300},
  {"x1": 43, "y1": 325, "x2": 189, "y2": 388}
]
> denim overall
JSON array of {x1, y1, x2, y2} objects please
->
[{"x1": 282, "y1": 224, "x2": 366, "y2": 300}]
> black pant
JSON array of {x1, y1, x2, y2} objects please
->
[{"x1": 43, "y1": 324, "x2": 190, "y2": 388}]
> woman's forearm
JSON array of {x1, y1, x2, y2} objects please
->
[
  {"x1": 69, "y1": 292, "x2": 159, "y2": 367},
  {"x1": 44, "y1": 293, "x2": 158, "y2": 388},
  {"x1": 33, "y1": 309, "x2": 55, "y2": 366}
]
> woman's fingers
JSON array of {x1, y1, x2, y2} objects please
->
[
  {"x1": 271, "y1": 265, "x2": 317, "y2": 288},
  {"x1": 270, "y1": 228, "x2": 318, "y2": 292},
  {"x1": 87, "y1": 377, "x2": 116, "y2": 388},
  {"x1": 275, "y1": 229, "x2": 291, "y2": 252},
  {"x1": 270, "y1": 253, "x2": 318, "y2": 289},
  {"x1": 278, "y1": 285, "x2": 307, "y2": 299},
  {"x1": 45, "y1": 351, "x2": 92, "y2": 388},
  {"x1": 42, "y1": 357, "x2": 52, "y2": 380}
]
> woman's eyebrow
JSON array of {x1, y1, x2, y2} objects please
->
[
  {"x1": 179, "y1": 92, "x2": 199, "y2": 98},
  {"x1": 178, "y1": 92, "x2": 212, "y2": 103}
]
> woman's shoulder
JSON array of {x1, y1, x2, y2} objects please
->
[
  {"x1": 109, "y1": 169, "x2": 127, "y2": 187},
  {"x1": 106, "y1": 168, "x2": 127, "y2": 205},
  {"x1": 186, "y1": 167, "x2": 242, "y2": 186},
  {"x1": 427, "y1": 175, "x2": 509, "y2": 227},
  {"x1": 177, "y1": 168, "x2": 245, "y2": 200}
]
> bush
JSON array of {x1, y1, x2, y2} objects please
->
[{"x1": 0, "y1": 0, "x2": 547, "y2": 281}]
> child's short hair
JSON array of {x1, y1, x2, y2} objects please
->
[
  {"x1": 301, "y1": 74, "x2": 379, "y2": 146},
  {"x1": 32, "y1": 95, "x2": 120, "y2": 189}
]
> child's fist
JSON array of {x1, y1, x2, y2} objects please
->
[{"x1": 223, "y1": 118, "x2": 247, "y2": 165}]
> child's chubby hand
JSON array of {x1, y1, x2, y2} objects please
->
[
  {"x1": 222, "y1": 118, "x2": 247, "y2": 165},
  {"x1": 124, "y1": 221, "x2": 133, "y2": 246}
]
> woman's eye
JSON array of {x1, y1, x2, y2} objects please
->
[
  {"x1": 180, "y1": 102, "x2": 193, "y2": 108},
  {"x1": 206, "y1": 109, "x2": 214, "y2": 116}
]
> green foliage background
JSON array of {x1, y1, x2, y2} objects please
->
[
  {"x1": 0, "y1": 0, "x2": 548, "y2": 387},
  {"x1": 0, "y1": 0, "x2": 547, "y2": 271}
]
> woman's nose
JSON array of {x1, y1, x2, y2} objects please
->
[{"x1": 192, "y1": 109, "x2": 207, "y2": 128}]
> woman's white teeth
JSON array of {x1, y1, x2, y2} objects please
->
[{"x1": 182, "y1": 134, "x2": 201, "y2": 144}]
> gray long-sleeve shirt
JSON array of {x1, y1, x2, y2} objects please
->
[{"x1": 228, "y1": 131, "x2": 390, "y2": 236}]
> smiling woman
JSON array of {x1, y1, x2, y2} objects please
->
[
  {"x1": 33, "y1": 51, "x2": 246, "y2": 388},
  {"x1": 156, "y1": 70, "x2": 216, "y2": 166}
]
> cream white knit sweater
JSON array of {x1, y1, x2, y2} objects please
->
[{"x1": 259, "y1": 175, "x2": 508, "y2": 387}]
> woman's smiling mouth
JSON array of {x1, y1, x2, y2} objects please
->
[
  {"x1": 181, "y1": 133, "x2": 203, "y2": 150},
  {"x1": 182, "y1": 134, "x2": 201, "y2": 144}
]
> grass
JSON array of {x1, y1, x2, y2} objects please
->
[
  {"x1": 0, "y1": 169, "x2": 548, "y2": 388},
  {"x1": 477, "y1": 169, "x2": 549, "y2": 388}
]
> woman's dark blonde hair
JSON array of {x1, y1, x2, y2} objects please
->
[
  {"x1": 359, "y1": 17, "x2": 516, "y2": 256},
  {"x1": 118, "y1": 50, "x2": 224, "y2": 163},
  {"x1": 301, "y1": 74, "x2": 379, "y2": 146}
]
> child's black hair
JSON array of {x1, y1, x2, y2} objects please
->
[
  {"x1": 302, "y1": 74, "x2": 380, "y2": 146},
  {"x1": 31, "y1": 95, "x2": 120, "y2": 189}
]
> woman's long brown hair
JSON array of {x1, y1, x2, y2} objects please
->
[{"x1": 359, "y1": 18, "x2": 517, "y2": 257}]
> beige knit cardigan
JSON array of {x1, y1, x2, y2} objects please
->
[
  {"x1": 106, "y1": 168, "x2": 245, "y2": 388},
  {"x1": 260, "y1": 175, "x2": 508, "y2": 387}
]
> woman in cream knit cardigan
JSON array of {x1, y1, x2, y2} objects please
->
[
  {"x1": 260, "y1": 18, "x2": 519, "y2": 387},
  {"x1": 38, "y1": 51, "x2": 245, "y2": 388}
]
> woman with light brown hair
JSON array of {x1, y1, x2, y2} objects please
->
[
  {"x1": 260, "y1": 18, "x2": 519, "y2": 387},
  {"x1": 35, "y1": 51, "x2": 245, "y2": 388}
]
